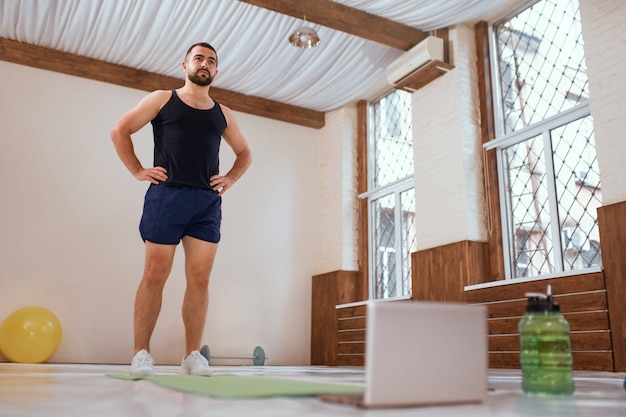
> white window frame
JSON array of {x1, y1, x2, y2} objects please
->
[
  {"x1": 359, "y1": 176, "x2": 414, "y2": 299},
  {"x1": 361, "y1": 89, "x2": 415, "y2": 300},
  {"x1": 485, "y1": 4, "x2": 602, "y2": 280}
]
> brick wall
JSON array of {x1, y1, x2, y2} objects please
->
[
  {"x1": 315, "y1": 105, "x2": 359, "y2": 274},
  {"x1": 412, "y1": 23, "x2": 487, "y2": 250}
]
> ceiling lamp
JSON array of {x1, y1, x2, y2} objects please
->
[{"x1": 288, "y1": 16, "x2": 320, "y2": 48}]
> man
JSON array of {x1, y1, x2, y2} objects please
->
[{"x1": 110, "y1": 42, "x2": 252, "y2": 376}]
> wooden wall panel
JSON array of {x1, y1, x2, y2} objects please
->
[
  {"x1": 338, "y1": 317, "x2": 366, "y2": 331},
  {"x1": 336, "y1": 304, "x2": 367, "y2": 367},
  {"x1": 484, "y1": 291, "x2": 607, "y2": 318},
  {"x1": 488, "y1": 311, "x2": 610, "y2": 335},
  {"x1": 338, "y1": 305, "x2": 367, "y2": 318},
  {"x1": 465, "y1": 273, "x2": 605, "y2": 303},
  {"x1": 337, "y1": 355, "x2": 365, "y2": 367},
  {"x1": 489, "y1": 331, "x2": 612, "y2": 351},
  {"x1": 489, "y1": 352, "x2": 612, "y2": 371},
  {"x1": 597, "y1": 201, "x2": 626, "y2": 371},
  {"x1": 338, "y1": 329, "x2": 365, "y2": 342},
  {"x1": 467, "y1": 273, "x2": 613, "y2": 371},
  {"x1": 412, "y1": 240, "x2": 489, "y2": 302},
  {"x1": 337, "y1": 342, "x2": 365, "y2": 355},
  {"x1": 310, "y1": 271, "x2": 359, "y2": 365}
]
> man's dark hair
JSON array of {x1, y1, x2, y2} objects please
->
[{"x1": 185, "y1": 42, "x2": 218, "y2": 66}]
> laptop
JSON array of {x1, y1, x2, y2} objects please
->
[{"x1": 320, "y1": 300, "x2": 487, "y2": 408}]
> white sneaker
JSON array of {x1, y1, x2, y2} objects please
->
[
  {"x1": 181, "y1": 350, "x2": 213, "y2": 376},
  {"x1": 130, "y1": 349, "x2": 155, "y2": 376}
]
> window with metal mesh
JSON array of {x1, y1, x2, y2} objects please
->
[
  {"x1": 371, "y1": 189, "x2": 416, "y2": 298},
  {"x1": 370, "y1": 90, "x2": 414, "y2": 188},
  {"x1": 552, "y1": 116, "x2": 601, "y2": 271},
  {"x1": 366, "y1": 89, "x2": 416, "y2": 299},
  {"x1": 495, "y1": 0, "x2": 589, "y2": 134},
  {"x1": 493, "y1": 0, "x2": 601, "y2": 279}
]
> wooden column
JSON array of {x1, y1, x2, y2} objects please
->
[
  {"x1": 356, "y1": 100, "x2": 369, "y2": 301},
  {"x1": 475, "y1": 21, "x2": 505, "y2": 282},
  {"x1": 597, "y1": 200, "x2": 626, "y2": 371}
]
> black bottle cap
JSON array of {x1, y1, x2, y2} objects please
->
[{"x1": 525, "y1": 285, "x2": 560, "y2": 312}]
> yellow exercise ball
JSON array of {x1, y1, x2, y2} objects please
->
[{"x1": 0, "y1": 306, "x2": 62, "y2": 363}]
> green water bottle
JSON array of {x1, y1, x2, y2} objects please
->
[{"x1": 518, "y1": 285, "x2": 574, "y2": 395}]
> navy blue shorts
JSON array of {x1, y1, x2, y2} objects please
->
[{"x1": 139, "y1": 185, "x2": 222, "y2": 244}]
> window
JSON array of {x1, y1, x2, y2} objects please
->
[
  {"x1": 361, "y1": 89, "x2": 417, "y2": 299},
  {"x1": 488, "y1": 0, "x2": 602, "y2": 280}
]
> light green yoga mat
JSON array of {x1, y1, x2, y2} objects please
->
[{"x1": 110, "y1": 374, "x2": 364, "y2": 399}]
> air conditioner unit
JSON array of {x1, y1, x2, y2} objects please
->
[
  {"x1": 563, "y1": 227, "x2": 591, "y2": 252},
  {"x1": 386, "y1": 36, "x2": 445, "y2": 86}
]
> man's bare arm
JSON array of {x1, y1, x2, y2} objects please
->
[
  {"x1": 110, "y1": 90, "x2": 171, "y2": 184},
  {"x1": 210, "y1": 105, "x2": 252, "y2": 194}
]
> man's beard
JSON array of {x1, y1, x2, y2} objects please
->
[{"x1": 189, "y1": 71, "x2": 214, "y2": 86}]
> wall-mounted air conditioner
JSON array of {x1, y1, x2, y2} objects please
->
[
  {"x1": 386, "y1": 36, "x2": 449, "y2": 90},
  {"x1": 563, "y1": 227, "x2": 591, "y2": 252}
]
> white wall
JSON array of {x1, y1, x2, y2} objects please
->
[
  {"x1": 0, "y1": 61, "x2": 319, "y2": 365},
  {"x1": 579, "y1": 0, "x2": 626, "y2": 205}
]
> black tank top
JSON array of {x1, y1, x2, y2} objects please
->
[{"x1": 151, "y1": 90, "x2": 227, "y2": 189}]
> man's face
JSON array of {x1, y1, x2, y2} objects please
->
[{"x1": 184, "y1": 46, "x2": 218, "y2": 86}]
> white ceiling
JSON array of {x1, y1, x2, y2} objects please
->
[{"x1": 0, "y1": 0, "x2": 520, "y2": 113}]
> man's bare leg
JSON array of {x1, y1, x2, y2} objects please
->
[
  {"x1": 134, "y1": 241, "x2": 177, "y2": 354},
  {"x1": 181, "y1": 236, "x2": 218, "y2": 356}
]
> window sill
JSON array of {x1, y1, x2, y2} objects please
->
[
  {"x1": 336, "y1": 295, "x2": 412, "y2": 309},
  {"x1": 463, "y1": 267, "x2": 603, "y2": 291}
]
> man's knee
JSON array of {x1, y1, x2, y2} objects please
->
[{"x1": 186, "y1": 271, "x2": 210, "y2": 290}]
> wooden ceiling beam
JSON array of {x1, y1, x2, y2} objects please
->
[
  {"x1": 239, "y1": 0, "x2": 429, "y2": 51},
  {"x1": 0, "y1": 37, "x2": 325, "y2": 129}
]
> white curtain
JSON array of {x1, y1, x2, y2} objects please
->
[{"x1": 0, "y1": 0, "x2": 519, "y2": 111}]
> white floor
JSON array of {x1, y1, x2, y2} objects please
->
[{"x1": 0, "y1": 363, "x2": 625, "y2": 417}]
